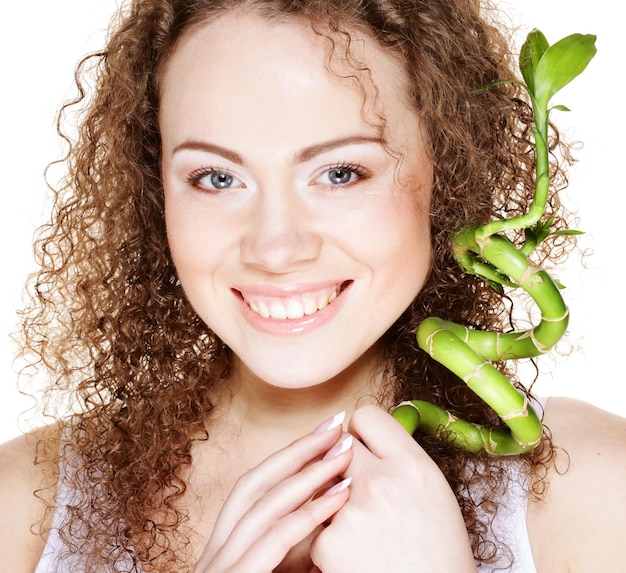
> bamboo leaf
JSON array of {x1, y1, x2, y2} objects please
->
[
  {"x1": 486, "y1": 279, "x2": 505, "y2": 294},
  {"x1": 533, "y1": 33, "x2": 597, "y2": 107},
  {"x1": 520, "y1": 29, "x2": 550, "y2": 94},
  {"x1": 551, "y1": 229, "x2": 585, "y2": 236},
  {"x1": 473, "y1": 78, "x2": 518, "y2": 93},
  {"x1": 525, "y1": 216, "x2": 555, "y2": 247}
]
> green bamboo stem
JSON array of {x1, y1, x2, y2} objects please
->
[
  {"x1": 392, "y1": 30, "x2": 596, "y2": 455},
  {"x1": 392, "y1": 399, "x2": 537, "y2": 455},
  {"x1": 475, "y1": 112, "x2": 550, "y2": 240}
]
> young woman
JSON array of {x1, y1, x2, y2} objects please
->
[{"x1": 1, "y1": 0, "x2": 624, "y2": 571}]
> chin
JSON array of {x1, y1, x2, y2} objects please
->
[
  {"x1": 237, "y1": 345, "x2": 382, "y2": 392},
  {"x1": 248, "y1": 366, "x2": 340, "y2": 390}
]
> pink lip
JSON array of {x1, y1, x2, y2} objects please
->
[
  {"x1": 235, "y1": 280, "x2": 346, "y2": 297},
  {"x1": 233, "y1": 280, "x2": 352, "y2": 335}
]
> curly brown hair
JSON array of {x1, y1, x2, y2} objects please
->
[{"x1": 20, "y1": 0, "x2": 574, "y2": 570}]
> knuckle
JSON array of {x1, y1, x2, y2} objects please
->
[
  {"x1": 350, "y1": 404, "x2": 378, "y2": 427},
  {"x1": 263, "y1": 524, "x2": 295, "y2": 557},
  {"x1": 300, "y1": 497, "x2": 330, "y2": 526},
  {"x1": 231, "y1": 469, "x2": 258, "y2": 494},
  {"x1": 309, "y1": 526, "x2": 335, "y2": 566}
]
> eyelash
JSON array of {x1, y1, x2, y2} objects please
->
[
  {"x1": 316, "y1": 162, "x2": 369, "y2": 187},
  {"x1": 184, "y1": 162, "x2": 369, "y2": 191},
  {"x1": 185, "y1": 167, "x2": 238, "y2": 190}
]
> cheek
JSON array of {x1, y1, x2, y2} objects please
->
[
  {"x1": 164, "y1": 198, "x2": 194, "y2": 272},
  {"x1": 370, "y1": 189, "x2": 431, "y2": 262},
  {"x1": 163, "y1": 191, "x2": 218, "y2": 281},
  {"x1": 376, "y1": 190, "x2": 432, "y2": 300}
]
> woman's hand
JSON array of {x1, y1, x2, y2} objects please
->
[
  {"x1": 310, "y1": 405, "x2": 478, "y2": 573},
  {"x1": 194, "y1": 414, "x2": 352, "y2": 573}
]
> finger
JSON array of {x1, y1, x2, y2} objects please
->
[
  {"x1": 223, "y1": 440, "x2": 352, "y2": 556},
  {"x1": 211, "y1": 419, "x2": 344, "y2": 545},
  {"x1": 227, "y1": 479, "x2": 351, "y2": 572},
  {"x1": 348, "y1": 404, "x2": 426, "y2": 459},
  {"x1": 205, "y1": 417, "x2": 348, "y2": 561},
  {"x1": 202, "y1": 460, "x2": 352, "y2": 572}
]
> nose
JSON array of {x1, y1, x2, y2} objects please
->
[{"x1": 240, "y1": 187, "x2": 322, "y2": 273}]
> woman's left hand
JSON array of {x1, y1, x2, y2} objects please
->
[{"x1": 309, "y1": 405, "x2": 478, "y2": 573}]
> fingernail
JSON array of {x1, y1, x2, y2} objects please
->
[
  {"x1": 313, "y1": 411, "x2": 345, "y2": 434},
  {"x1": 324, "y1": 477, "x2": 352, "y2": 496},
  {"x1": 322, "y1": 435, "x2": 353, "y2": 460}
]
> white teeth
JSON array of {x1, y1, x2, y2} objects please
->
[
  {"x1": 303, "y1": 298, "x2": 318, "y2": 315},
  {"x1": 270, "y1": 300, "x2": 287, "y2": 320},
  {"x1": 242, "y1": 284, "x2": 344, "y2": 320},
  {"x1": 286, "y1": 299, "x2": 305, "y2": 319},
  {"x1": 257, "y1": 300, "x2": 271, "y2": 319}
]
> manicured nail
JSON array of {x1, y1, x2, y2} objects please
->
[
  {"x1": 323, "y1": 435, "x2": 353, "y2": 460},
  {"x1": 324, "y1": 477, "x2": 352, "y2": 496},
  {"x1": 313, "y1": 411, "x2": 345, "y2": 434}
]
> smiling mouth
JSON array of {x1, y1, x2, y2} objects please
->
[{"x1": 238, "y1": 281, "x2": 351, "y2": 320}]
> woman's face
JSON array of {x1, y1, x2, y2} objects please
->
[{"x1": 160, "y1": 11, "x2": 432, "y2": 389}]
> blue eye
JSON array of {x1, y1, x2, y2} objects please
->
[
  {"x1": 317, "y1": 163, "x2": 367, "y2": 186},
  {"x1": 208, "y1": 171, "x2": 234, "y2": 189},
  {"x1": 187, "y1": 168, "x2": 244, "y2": 191},
  {"x1": 327, "y1": 167, "x2": 357, "y2": 185}
]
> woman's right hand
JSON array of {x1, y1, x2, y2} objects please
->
[{"x1": 193, "y1": 413, "x2": 352, "y2": 573}]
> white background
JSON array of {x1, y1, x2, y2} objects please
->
[{"x1": 1, "y1": 1, "x2": 624, "y2": 444}]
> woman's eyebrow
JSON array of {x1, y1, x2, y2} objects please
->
[
  {"x1": 294, "y1": 135, "x2": 384, "y2": 163},
  {"x1": 171, "y1": 135, "x2": 384, "y2": 165},
  {"x1": 171, "y1": 141, "x2": 243, "y2": 164}
]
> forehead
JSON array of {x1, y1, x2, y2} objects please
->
[
  {"x1": 162, "y1": 10, "x2": 408, "y2": 86},
  {"x1": 158, "y1": 11, "x2": 421, "y2": 155},
  {"x1": 161, "y1": 10, "x2": 408, "y2": 111}
]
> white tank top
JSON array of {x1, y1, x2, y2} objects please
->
[
  {"x1": 475, "y1": 461, "x2": 538, "y2": 572},
  {"x1": 36, "y1": 402, "x2": 547, "y2": 572},
  {"x1": 36, "y1": 469, "x2": 537, "y2": 572}
]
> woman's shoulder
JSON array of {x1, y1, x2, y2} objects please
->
[
  {"x1": 0, "y1": 425, "x2": 61, "y2": 573},
  {"x1": 528, "y1": 396, "x2": 626, "y2": 573}
]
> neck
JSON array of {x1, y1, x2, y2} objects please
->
[{"x1": 213, "y1": 348, "x2": 390, "y2": 446}]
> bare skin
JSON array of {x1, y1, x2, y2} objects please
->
[
  {"x1": 1, "y1": 397, "x2": 626, "y2": 572},
  {"x1": 1, "y1": 12, "x2": 625, "y2": 573}
]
